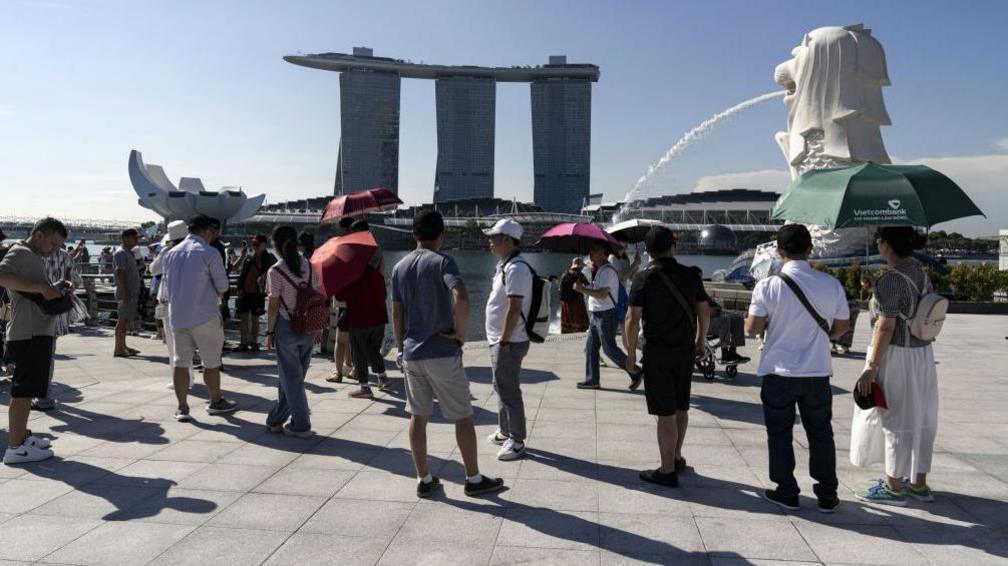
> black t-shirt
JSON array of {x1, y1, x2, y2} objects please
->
[
  {"x1": 559, "y1": 270, "x2": 588, "y2": 303},
  {"x1": 629, "y1": 257, "x2": 710, "y2": 355}
]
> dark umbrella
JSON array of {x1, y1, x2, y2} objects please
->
[
  {"x1": 535, "y1": 223, "x2": 624, "y2": 255},
  {"x1": 606, "y1": 218, "x2": 668, "y2": 244},
  {"x1": 310, "y1": 230, "x2": 379, "y2": 297},
  {"x1": 321, "y1": 188, "x2": 403, "y2": 223}
]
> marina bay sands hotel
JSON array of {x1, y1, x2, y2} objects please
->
[{"x1": 284, "y1": 47, "x2": 600, "y2": 214}]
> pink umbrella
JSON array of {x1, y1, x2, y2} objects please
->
[
  {"x1": 535, "y1": 222, "x2": 624, "y2": 254},
  {"x1": 321, "y1": 188, "x2": 403, "y2": 223}
]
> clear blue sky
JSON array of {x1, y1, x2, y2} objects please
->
[{"x1": 2, "y1": 0, "x2": 1006, "y2": 235}]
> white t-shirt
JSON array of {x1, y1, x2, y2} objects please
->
[
  {"x1": 748, "y1": 260, "x2": 849, "y2": 377},
  {"x1": 485, "y1": 256, "x2": 534, "y2": 345},
  {"x1": 587, "y1": 263, "x2": 620, "y2": 312}
]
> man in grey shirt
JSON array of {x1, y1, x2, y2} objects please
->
[
  {"x1": 113, "y1": 228, "x2": 141, "y2": 357},
  {"x1": 0, "y1": 218, "x2": 67, "y2": 464},
  {"x1": 391, "y1": 210, "x2": 504, "y2": 499}
]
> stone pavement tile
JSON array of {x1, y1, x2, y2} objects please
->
[
  {"x1": 594, "y1": 410, "x2": 654, "y2": 427},
  {"x1": 0, "y1": 515, "x2": 100, "y2": 562},
  {"x1": 289, "y1": 445, "x2": 380, "y2": 471},
  {"x1": 341, "y1": 414, "x2": 411, "y2": 432},
  {"x1": 696, "y1": 516, "x2": 817, "y2": 562},
  {"x1": 876, "y1": 496, "x2": 982, "y2": 528},
  {"x1": 207, "y1": 492, "x2": 326, "y2": 532},
  {"x1": 437, "y1": 456, "x2": 524, "y2": 482},
  {"x1": 792, "y1": 520, "x2": 927, "y2": 565},
  {"x1": 16, "y1": 455, "x2": 135, "y2": 486},
  {"x1": 263, "y1": 532, "x2": 388, "y2": 566},
  {"x1": 496, "y1": 509, "x2": 600, "y2": 551},
  {"x1": 78, "y1": 440, "x2": 169, "y2": 460},
  {"x1": 598, "y1": 513, "x2": 705, "y2": 556},
  {"x1": 254, "y1": 467, "x2": 354, "y2": 497},
  {"x1": 300, "y1": 498, "x2": 414, "y2": 537},
  {"x1": 519, "y1": 452, "x2": 597, "y2": 483},
  {"x1": 600, "y1": 550, "x2": 709, "y2": 565},
  {"x1": 146, "y1": 526, "x2": 289, "y2": 566},
  {"x1": 709, "y1": 559, "x2": 820, "y2": 566},
  {"x1": 378, "y1": 538, "x2": 494, "y2": 566},
  {"x1": 29, "y1": 433, "x2": 106, "y2": 457},
  {"x1": 364, "y1": 448, "x2": 435, "y2": 476},
  {"x1": 0, "y1": 479, "x2": 74, "y2": 513},
  {"x1": 43, "y1": 521, "x2": 195, "y2": 566},
  {"x1": 501, "y1": 478, "x2": 599, "y2": 512},
  {"x1": 895, "y1": 524, "x2": 1008, "y2": 566},
  {"x1": 219, "y1": 443, "x2": 304, "y2": 467},
  {"x1": 330, "y1": 426, "x2": 401, "y2": 446},
  {"x1": 146, "y1": 439, "x2": 244, "y2": 463},
  {"x1": 677, "y1": 463, "x2": 762, "y2": 490},
  {"x1": 536, "y1": 407, "x2": 598, "y2": 425},
  {"x1": 491, "y1": 546, "x2": 600, "y2": 566},
  {"x1": 89, "y1": 459, "x2": 208, "y2": 488},
  {"x1": 596, "y1": 440, "x2": 658, "y2": 462},
  {"x1": 597, "y1": 483, "x2": 691, "y2": 515},
  {"x1": 386, "y1": 430, "x2": 461, "y2": 455},
  {"x1": 947, "y1": 494, "x2": 1008, "y2": 531},
  {"x1": 28, "y1": 484, "x2": 159, "y2": 520},
  {"x1": 176, "y1": 462, "x2": 279, "y2": 492},
  {"x1": 109, "y1": 488, "x2": 242, "y2": 525},
  {"x1": 687, "y1": 486, "x2": 783, "y2": 519},
  {"x1": 395, "y1": 501, "x2": 504, "y2": 544},
  {"x1": 678, "y1": 444, "x2": 748, "y2": 468},
  {"x1": 335, "y1": 470, "x2": 422, "y2": 502},
  {"x1": 532, "y1": 421, "x2": 600, "y2": 442},
  {"x1": 185, "y1": 423, "x2": 270, "y2": 443}
]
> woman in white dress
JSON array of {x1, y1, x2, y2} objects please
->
[{"x1": 853, "y1": 227, "x2": 938, "y2": 506}]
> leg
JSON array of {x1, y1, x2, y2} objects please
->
[
  {"x1": 656, "y1": 415, "x2": 679, "y2": 473},
  {"x1": 7, "y1": 398, "x2": 31, "y2": 447},
  {"x1": 114, "y1": 317, "x2": 128, "y2": 354},
  {"x1": 349, "y1": 328, "x2": 370, "y2": 386},
  {"x1": 598, "y1": 309, "x2": 628, "y2": 371},
  {"x1": 797, "y1": 378, "x2": 838, "y2": 500},
  {"x1": 202, "y1": 368, "x2": 222, "y2": 403},
  {"x1": 173, "y1": 367, "x2": 190, "y2": 409},
  {"x1": 584, "y1": 313, "x2": 601, "y2": 385},
  {"x1": 285, "y1": 334, "x2": 313, "y2": 431},
  {"x1": 489, "y1": 343, "x2": 510, "y2": 437},
  {"x1": 34, "y1": 337, "x2": 58, "y2": 408},
  {"x1": 675, "y1": 411, "x2": 689, "y2": 460},
  {"x1": 409, "y1": 415, "x2": 430, "y2": 478},
  {"x1": 250, "y1": 314, "x2": 261, "y2": 347},
  {"x1": 238, "y1": 311, "x2": 250, "y2": 346},
  {"x1": 761, "y1": 375, "x2": 800, "y2": 497},
  {"x1": 368, "y1": 327, "x2": 386, "y2": 375},
  {"x1": 455, "y1": 416, "x2": 480, "y2": 477},
  {"x1": 491, "y1": 342, "x2": 529, "y2": 442},
  {"x1": 335, "y1": 330, "x2": 350, "y2": 372}
]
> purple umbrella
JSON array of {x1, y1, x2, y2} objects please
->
[{"x1": 535, "y1": 223, "x2": 624, "y2": 254}]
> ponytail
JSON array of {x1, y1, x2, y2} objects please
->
[{"x1": 272, "y1": 225, "x2": 302, "y2": 276}]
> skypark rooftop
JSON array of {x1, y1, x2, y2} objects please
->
[{"x1": 283, "y1": 49, "x2": 600, "y2": 82}]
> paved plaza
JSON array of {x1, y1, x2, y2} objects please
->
[{"x1": 0, "y1": 313, "x2": 1006, "y2": 565}]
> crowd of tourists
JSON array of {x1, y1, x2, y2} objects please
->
[{"x1": 0, "y1": 215, "x2": 943, "y2": 508}]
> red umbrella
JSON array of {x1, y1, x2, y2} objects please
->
[
  {"x1": 535, "y1": 222, "x2": 624, "y2": 254},
  {"x1": 321, "y1": 188, "x2": 403, "y2": 223},
  {"x1": 310, "y1": 230, "x2": 379, "y2": 297}
]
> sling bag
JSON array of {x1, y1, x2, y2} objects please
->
[
  {"x1": 776, "y1": 272, "x2": 830, "y2": 335},
  {"x1": 651, "y1": 266, "x2": 696, "y2": 337}
]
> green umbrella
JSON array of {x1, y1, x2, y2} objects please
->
[{"x1": 771, "y1": 163, "x2": 985, "y2": 229}]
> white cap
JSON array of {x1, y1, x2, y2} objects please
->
[
  {"x1": 161, "y1": 220, "x2": 188, "y2": 245},
  {"x1": 483, "y1": 218, "x2": 523, "y2": 240}
]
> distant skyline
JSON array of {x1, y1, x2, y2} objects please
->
[{"x1": 1, "y1": 0, "x2": 1006, "y2": 235}]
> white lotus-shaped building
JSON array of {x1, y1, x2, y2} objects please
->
[{"x1": 128, "y1": 150, "x2": 265, "y2": 223}]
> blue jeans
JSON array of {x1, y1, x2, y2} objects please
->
[
  {"x1": 584, "y1": 308, "x2": 628, "y2": 385},
  {"x1": 267, "y1": 317, "x2": 314, "y2": 432}
]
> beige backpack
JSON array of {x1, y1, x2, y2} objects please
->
[{"x1": 891, "y1": 270, "x2": 947, "y2": 342}]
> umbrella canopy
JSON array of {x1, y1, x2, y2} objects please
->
[
  {"x1": 535, "y1": 222, "x2": 624, "y2": 254},
  {"x1": 606, "y1": 218, "x2": 668, "y2": 243},
  {"x1": 310, "y1": 230, "x2": 379, "y2": 297},
  {"x1": 771, "y1": 163, "x2": 984, "y2": 229},
  {"x1": 321, "y1": 188, "x2": 403, "y2": 223}
]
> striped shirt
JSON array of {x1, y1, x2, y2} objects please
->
[
  {"x1": 266, "y1": 258, "x2": 318, "y2": 320},
  {"x1": 871, "y1": 258, "x2": 930, "y2": 348}
]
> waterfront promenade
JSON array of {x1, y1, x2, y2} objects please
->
[{"x1": 0, "y1": 314, "x2": 1006, "y2": 565}]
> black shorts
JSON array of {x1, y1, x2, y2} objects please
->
[
  {"x1": 7, "y1": 336, "x2": 55, "y2": 399},
  {"x1": 642, "y1": 352, "x2": 693, "y2": 416},
  {"x1": 236, "y1": 292, "x2": 266, "y2": 316}
]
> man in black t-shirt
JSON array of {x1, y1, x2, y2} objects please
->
[{"x1": 625, "y1": 227, "x2": 711, "y2": 488}]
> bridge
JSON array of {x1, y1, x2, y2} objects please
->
[{"x1": 0, "y1": 215, "x2": 148, "y2": 241}]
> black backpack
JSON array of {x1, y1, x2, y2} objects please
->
[{"x1": 502, "y1": 257, "x2": 550, "y2": 344}]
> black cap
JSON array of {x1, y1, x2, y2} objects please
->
[{"x1": 121, "y1": 228, "x2": 140, "y2": 238}]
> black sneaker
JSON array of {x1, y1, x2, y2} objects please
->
[
  {"x1": 464, "y1": 476, "x2": 505, "y2": 497},
  {"x1": 640, "y1": 469, "x2": 679, "y2": 487},
  {"x1": 417, "y1": 476, "x2": 442, "y2": 499},
  {"x1": 206, "y1": 398, "x2": 238, "y2": 415},
  {"x1": 762, "y1": 489, "x2": 800, "y2": 511},
  {"x1": 174, "y1": 407, "x2": 192, "y2": 422},
  {"x1": 628, "y1": 371, "x2": 643, "y2": 391},
  {"x1": 817, "y1": 495, "x2": 841, "y2": 514},
  {"x1": 576, "y1": 382, "x2": 600, "y2": 390}
]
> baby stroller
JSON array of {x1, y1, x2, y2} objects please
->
[{"x1": 696, "y1": 333, "x2": 739, "y2": 381}]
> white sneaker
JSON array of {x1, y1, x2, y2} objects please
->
[
  {"x1": 4, "y1": 443, "x2": 54, "y2": 465},
  {"x1": 25, "y1": 431, "x2": 51, "y2": 449},
  {"x1": 487, "y1": 430, "x2": 508, "y2": 445},
  {"x1": 497, "y1": 438, "x2": 526, "y2": 461}
]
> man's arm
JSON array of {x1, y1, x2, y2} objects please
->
[
  {"x1": 501, "y1": 297, "x2": 523, "y2": 345},
  {"x1": 624, "y1": 305, "x2": 642, "y2": 373},
  {"x1": 745, "y1": 314, "x2": 767, "y2": 335},
  {"x1": 265, "y1": 296, "x2": 281, "y2": 348},
  {"x1": 449, "y1": 283, "x2": 469, "y2": 346},
  {"x1": 695, "y1": 300, "x2": 712, "y2": 359},
  {"x1": 829, "y1": 318, "x2": 851, "y2": 340},
  {"x1": 115, "y1": 268, "x2": 129, "y2": 303},
  {"x1": 0, "y1": 272, "x2": 60, "y2": 300},
  {"x1": 392, "y1": 301, "x2": 405, "y2": 351},
  {"x1": 208, "y1": 252, "x2": 230, "y2": 295}
]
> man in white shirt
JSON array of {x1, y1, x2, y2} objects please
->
[
  {"x1": 483, "y1": 219, "x2": 533, "y2": 461},
  {"x1": 574, "y1": 242, "x2": 642, "y2": 389},
  {"x1": 745, "y1": 224, "x2": 850, "y2": 513}
]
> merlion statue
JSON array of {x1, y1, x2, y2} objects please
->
[{"x1": 774, "y1": 24, "x2": 892, "y2": 257}]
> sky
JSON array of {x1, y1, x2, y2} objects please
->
[{"x1": 1, "y1": 0, "x2": 1006, "y2": 235}]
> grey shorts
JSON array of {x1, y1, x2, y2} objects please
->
[
  {"x1": 173, "y1": 316, "x2": 225, "y2": 370},
  {"x1": 403, "y1": 355, "x2": 473, "y2": 421},
  {"x1": 117, "y1": 298, "x2": 138, "y2": 321}
]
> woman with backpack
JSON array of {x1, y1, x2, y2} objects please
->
[
  {"x1": 264, "y1": 225, "x2": 319, "y2": 438},
  {"x1": 853, "y1": 227, "x2": 939, "y2": 506}
]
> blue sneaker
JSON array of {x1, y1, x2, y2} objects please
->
[
  {"x1": 902, "y1": 479, "x2": 935, "y2": 502},
  {"x1": 855, "y1": 479, "x2": 907, "y2": 507}
]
